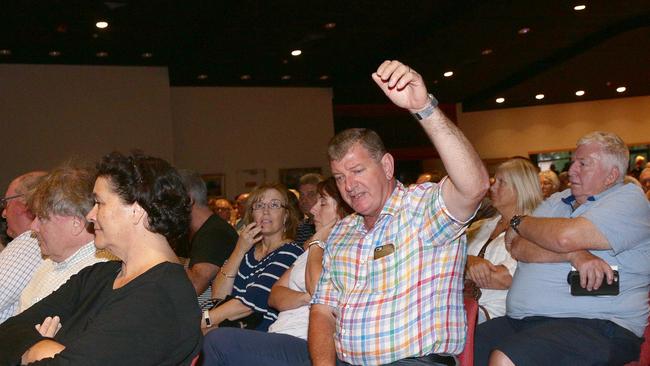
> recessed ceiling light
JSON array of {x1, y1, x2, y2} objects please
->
[
  {"x1": 481, "y1": 49, "x2": 493, "y2": 55},
  {"x1": 573, "y1": 5, "x2": 586, "y2": 11},
  {"x1": 291, "y1": 49, "x2": 302, "y2": 56},
  {"x1": 319, "y1": 75, "x2": 329, "y2": 80},
  {"x1": 141, "y1": 52, "x2": 153, "y2": 58},
  {"x1": 575, "y1": 90, "x2": 585, "y2": 96},
  {"x1": 48, "y1": 50, "x2": 61, "y2": 57},
  {"x1": 324, "y1": 22, "x2": 336, "y2": 30},
  {"x1": 443, "y1": 71, "x2": 454, "y2": 77},
  {"x1": 96, "y1": 21, "x2": 109, "y2": 29},
  {"x1": 197, "y1": 74, "x2": 208, "y2": 80},
  {"x1": 535, "y1": 94, "x2": 545, "y2": 100},
  {"x1": 96, "y1": 51, "x2": 108, "y2": 57},
  {"x1": 240, "y1": 74, "x2": 252, "y2": 80},
  {"x1": 518, "y1": 27, "x2": 531, "y2": 35},
  {"x1": 281, "y1": 75, "x2": 292, "y2": 80},
  {"x1": 0, "y1": 49, "x2": 12, "y2": 56},
  {"x1": 496, "y1": 97, "x2": 505, "y2": 104},
  {"x1": 616, "y1": 86, "x2": 627, "y2": 93}
]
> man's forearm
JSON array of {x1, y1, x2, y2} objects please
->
[
  {"x1": 517, "y1": 216, "x2": 609, "y2": 252},
  {"x1": 418, "y1": 108, "x2": 489, "y2": 202},
  {"x1": 308, "y1": 305, "x2": 337, "y2": 366},
  {"x1": 510, "y1": 236, "x2": 570, "y2": 263}
]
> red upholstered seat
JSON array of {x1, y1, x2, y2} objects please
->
[
  {"x1": 458, "y1": 296, "x2": 479, "y2": 366},
  {"x1": 625, "y1": 292, "x2": 650, "y2": 366}
]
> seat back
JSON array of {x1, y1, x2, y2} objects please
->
[
  {"x1": 625, "y1": 291, "x2": 650, "y2": 366},
  {"x1": 458, "y1": 296, "x2": 479, "y2": 366}
]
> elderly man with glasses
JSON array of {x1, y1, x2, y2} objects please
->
[{"x1": 0, "y1": 171, "x2": 47, "y2": 324}]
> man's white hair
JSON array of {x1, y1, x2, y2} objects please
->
[{"x1": 577, "y1": 131, "x2": 628, "y2": 183}]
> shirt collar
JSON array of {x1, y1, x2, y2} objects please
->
[
  {"x1": 561, "y1": 183, "x2": 623, "y2": 209},
  {"x1": 346, "y1": 180, "x2": 405, "y2": 230},
  {"x1": 53, "y1": 241, "x2": 96, "y2": 270}
]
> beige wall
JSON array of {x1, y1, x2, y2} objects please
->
[
  {"x1": 457, "y1": 95, "x2": 650, "y2": 159},
  {"x1": 170, "y1": 87, "x2": 334, "y2": 198},
  {"x1": 0, "y1": 64, "x2": 174, "y2": 191}
]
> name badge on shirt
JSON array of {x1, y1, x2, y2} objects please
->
[{"x1": 373, "y1": 244, "x2": 395, "y2": 260}]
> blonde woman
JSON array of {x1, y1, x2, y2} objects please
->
[{"x1": 465, "y1": 158, "x2": 543, "y2": 322}]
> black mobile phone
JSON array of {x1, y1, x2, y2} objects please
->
[{"x1": 567, "y1": 270, "x2": 619, "y2": 296}]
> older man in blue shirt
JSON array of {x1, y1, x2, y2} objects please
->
[{"x1": 476, "y1": 131, "x2": 650, "y2": 366}]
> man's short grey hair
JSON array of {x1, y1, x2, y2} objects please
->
[
  {"x1": 577, "y1": 131, "x2": 628, "y2": 183},
  {"x1": 328, "y1": 128, "x2": 387, "y2": 162},
  {"x1": 177, "y1": 169, "x2": 208, "y2": 207},
  {"x1": 299, "y1": 173, "x2": 323, "y2": 187}
]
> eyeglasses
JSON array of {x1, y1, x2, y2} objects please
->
[
  {"x1": 252, "y1": 199, "x2": 286, "y2": 211},
  {"x1": 0, "y1": 194, "x2": 24, "y2": 210}
]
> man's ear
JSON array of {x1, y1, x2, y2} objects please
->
[
  {"x1": 605, "y1": 166, "x2": 621, "y2": 186},
  {"x1": 71, "y1": 216, "x2": 85, "y2": 236},
  {"x1": 380, "y1": 153, "x2": 395, "y2": 180}
]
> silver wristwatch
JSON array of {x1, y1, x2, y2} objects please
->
[{"x1": 411, "y1": 93, "x2": 439, "y2": 121}]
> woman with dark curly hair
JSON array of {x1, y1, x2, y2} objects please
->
[
  {"x1": 202, "y1": 183, "x2": 304, "y2": 333},
  {"x1": 0, "y1": 152, "x2": 202, "y2": 365}
]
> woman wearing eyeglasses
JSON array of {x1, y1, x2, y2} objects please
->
[{"x1": 202, "y1": 183, "x2": 303, "y2": 333}]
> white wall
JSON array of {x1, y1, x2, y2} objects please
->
[
  {"x1": 170, "y1": 87, "x2": 334, "y2": 198},
  {"x1": 457, "y1": 96, "x2": 650, "y2": 159},
  {"x1": 0, "y1": 64, "x2": 174, "y2": 190}
]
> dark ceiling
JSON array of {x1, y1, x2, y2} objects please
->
[{"x1": 1, "y1": 0, "x2": 649, "y2": 111}]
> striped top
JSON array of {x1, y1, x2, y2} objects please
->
[
  {"x1": 232, "y1": 241, "x2": 303, "y2": 331},
  {"x1": 312, "y1": 180, "x2": 472, "y2": 365}
]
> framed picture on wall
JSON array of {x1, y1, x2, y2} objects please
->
[
  {"x1": 279, "y1": 167, "x2": 322, "y2": 189},
  {"x1": 202, "y1": 174, "x2": 226, "y2": 197}
]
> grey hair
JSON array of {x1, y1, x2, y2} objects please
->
[
  {"x1": 577, "y1": 131, "x2": 628, "y2": 183},
  {"x1": 177, "y1": 169, "x2": 208, "y2": 207},
  {"x1": 328, "y1": 128, "x2": 387, "y2": 162}
]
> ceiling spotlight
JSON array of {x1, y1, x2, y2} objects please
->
[
  {"x1": 324, "y1": 22, "x2": 336, "y2": 30},
  {"x1": 240, "y1": 74, "x2": 252, "y2": 80},
  {"x1": 575, "y1": 90, "x2": 585, "y2": 96},
  {"x1": 443, "y1": 71, "x2": 454, "y2": 77},
  {"x1": 95, "y1": 21, "x2": 109, "y2": 29},
  {"x1": 573, "y1": 5, "x2": 586, "y2": 11},
  {"x1": 48, "y1": 50, "x2": 61, "y2": 57},
  {"x1": 197, "y1": 74, "x2": 208, "y2": 80},
  {"x1": 291, "y1": 49, "x2": 302, "y2": 56},
  {"x1": 496, "y1": 97, "x2": 505, "y2": 104},
  {"x1": 616, "y1": 86, "x2": 627, "y2": 93},
  {"x1": 141, "y1": 52, "x2": 153, "y2": 58},
  {"x1": 96, "y1": 51, "x2": 108, "y2": 57},
  {"x1": 0, "y1": 49, "x2": 11, "y2": 56},
  {"x1": 518, "y1": 27, "x2": 531, "y2": 35},
  {"x1": 319, "y1": 75, "x2": 329, "y2": 80},
  {"x1": 281, "y1": 75, "x2": 292, "y2": 80},
  {"x1": 481, "y1": 49, "x2": 493, "y2": 55},
  {"x1": 535, "y1": 94, "x2": 545, "y2": 100}
]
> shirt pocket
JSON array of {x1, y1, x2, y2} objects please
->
[{"x1": 369, "y1": 252, "x2": 399, "y2": 293}]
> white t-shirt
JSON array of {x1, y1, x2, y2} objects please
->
[
  {"x1": 267, "y1": 248, "x2": 311, "y2": 340},
  {"x1": 466, "y1": 215, "x2": 517, "y2": 321}
]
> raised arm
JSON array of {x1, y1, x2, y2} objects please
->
[{"x1": 372, "y1": 60, "x2": 489, "y2": 221}]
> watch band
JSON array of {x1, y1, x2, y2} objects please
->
[
  {"x1": 509, "y1": 214, "x2": 527, "y2": 234},
  {"x1": 203, "y1": 310, "x2": 213, "y2": 328},
  {"x1": 411, "y1": 93, "x2": 439, "y2": 121}
]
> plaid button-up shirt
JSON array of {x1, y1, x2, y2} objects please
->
[{"x1": 312, "y1": 180, "x2": 471, "y2": 365}]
